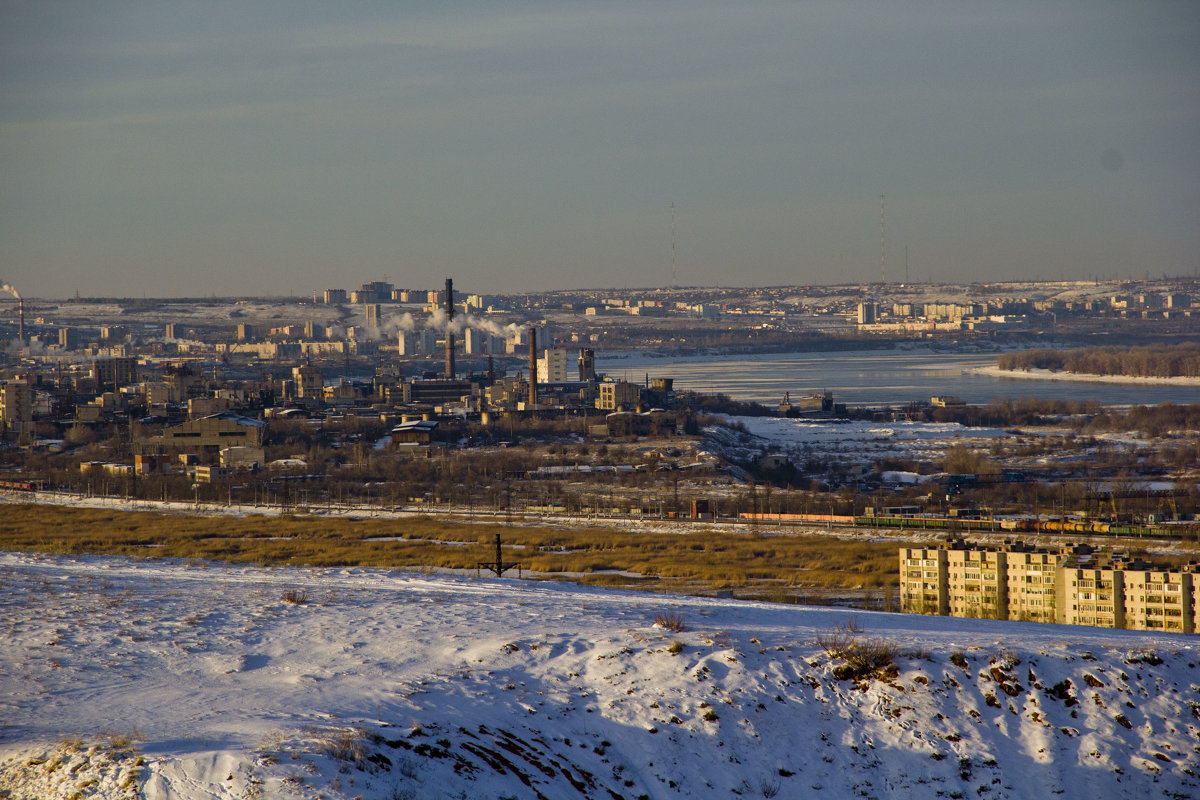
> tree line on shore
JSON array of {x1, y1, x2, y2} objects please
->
[{"x1": 998, "y1": 343, "x2": 1200, "y2": 379}]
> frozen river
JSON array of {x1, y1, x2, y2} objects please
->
[{"x1": 598, "y1": 348, "x2": 1200, "y2": 407}]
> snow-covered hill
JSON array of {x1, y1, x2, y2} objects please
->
[{"x1": 1, "y1": 551, "x2": 1197, "y2": 799}]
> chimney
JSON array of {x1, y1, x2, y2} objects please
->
[
  {"x1": 444, "y1": 277, "x2": 455, "y2": 378},
  {"x1": 527, "y1": 327, "x2": 537, "y2": 408}
]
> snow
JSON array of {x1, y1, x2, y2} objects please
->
[
  {"x1": 972, "y1": 365, "x2": 1200, "y2": 387},
  {"x1": 709, "y1": 415, "x2": 1014, "y2": 470},
  {"x1": 2, "y1": 551, "x2": 1198, "y2": 799}
]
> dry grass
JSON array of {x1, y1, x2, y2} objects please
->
[
  {"x1": 817, "y1": 622, "x2": 899, "y2": 680},
  {"x1": 281, "y1": 589, "x2": 308, "y2": 605},
  {"x1": 654, "y1": 611, "x2": 687, "y2": 632},
  {"x1": 0, "y1": 503, "x2": 916, "y2": 600}
]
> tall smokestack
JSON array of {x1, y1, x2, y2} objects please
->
[
  {"x1": 444, "y1": 277, "x2": 455, "y2": 378},
  {"x1": 527, "y1": 327, "x2": 537, "y2": 408},
  {"x1": 18, "y1": 299, "x2": 24, "y2": 344}
]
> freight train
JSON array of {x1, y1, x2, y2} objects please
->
[{"x1": 738, "y1": 511, "x2": 1198, "y2": 539}]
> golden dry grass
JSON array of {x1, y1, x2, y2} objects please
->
[{"x1": 0, "y1": 503, "x2": 910, "y2": 600}]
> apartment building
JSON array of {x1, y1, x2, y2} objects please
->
[
  {"x1": 536, "y1": 347, "x2": 571, "y2": 383},
  {"x1": 1123, "y1": 568, "x2": 1194, "y2": 633},
  {"x1": 1005, "y1": 547, "x2": 1072, "y2": 623},
  {"x1": 1058, "y1": 566, "x2": 1125, "y2": 629},
  {"x1": 899, "y1": 547, "x2": 948, "y2": 615},
  {"x1": 902, "y1": 539, "x2": 1198, "y2": 632},
  {"x1": 0, "y1": 380, "x2": 34, "y2": 436},
  {"x1": 944, "y1": 544, "x2": 1007, "y2": 619}
]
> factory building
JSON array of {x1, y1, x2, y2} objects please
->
[{"x1": 596, "y1": 379, "x2": 641, "y2": 412}]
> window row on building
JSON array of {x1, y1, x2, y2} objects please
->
[{"x1": 899, "y1": 540, "x2": 1199, "y2": 633}]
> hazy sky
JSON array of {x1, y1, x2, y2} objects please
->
[{"x1": 2, "y1": 2, "x2": 1198, "y2": 298}]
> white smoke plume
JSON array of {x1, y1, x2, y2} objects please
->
[
  {"x1": 376, "y1": 312, "x2": 415, "y2": 338},
  {"x1": 6, "y1": 338, "x2": 42, "y2": 355},
  {"x1": 401, "y1": 308, "x2": 525, "y2": 341},
  {"x1": 462, "y1": 315, "x2": 522, "y2": 339},
  {"x1": 0, "y1": 282, "x2": 20, "y2": 300}
]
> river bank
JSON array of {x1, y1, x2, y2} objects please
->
[{"x1": 972, "y1": 364, "x2": 1200, "y2": 387}]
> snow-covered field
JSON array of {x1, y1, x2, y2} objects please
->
[
  {"x1": 2, "y1": 551, "x2": 1197, "y2": 799},
  {"x1": 708, "y1": 415, "x2": 1014, "y2": 469},
  {"x1": 972, "y1": 365, "x2": 1200, "y2": 387}
]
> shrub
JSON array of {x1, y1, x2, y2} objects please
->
[
  {"x1": 818, "y1": 623, "x2": 897, "y2": 680},
  {"x1": 667, "y1": 640, "x2": 684, "y2": 655},
  {"x1": 311, "y1": 726, "x2": 369, "y2": 764},
  {"x1": 281, "y1": 589, "x2": 308, "y2": 605},
  {"x1": 654, "y1": 612, "x2": 687, "y2": 632}
]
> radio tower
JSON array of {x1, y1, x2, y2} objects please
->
[
  {"x1": 670, "y1": 201, "x2": 676, "y2": 286},
  {"x1": 880, "y1": 193, "x2": 886, "y2": 285}
]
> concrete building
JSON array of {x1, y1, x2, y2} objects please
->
[
  {"x1": 596, "y1": 379, "x2": 640, "y2": 412},
  {"x1": 944, "y1": 544, "x2": 1007, "y2": 619},
  {"x1": 406, "y1": 379, "x2": 474, "y2": 406},
  {"x1": 1166, "y1": 293, "x2": 1191, "y2": 309},
  {"x1": 1123, "y1": 568, "x2": 1194, "y2": 633},
  {"x1": 220, "y1": 445, "x2": 265, "y2": 470},
  {"x1": 0, "y1": 380, "x2": 34, "y2": 437},
  {"x1": 1058, "y1": 565, "x2": 1125, "y2": 629},
  {"x1": 464, "y1": 328, "x2": 497, "y2": 355},
  {"x1": 364, "y1": 303, "x2": 381, "y2": 337},
  {"x1": 1005, "y1": 547, "x2": 1067, "y2": 623},
  {"x1": 537, "y1": 347, "x2": 571, "y2": 383},
  {"x1": 604, "y1": 410, "x2": 674, "y2": 438},
  {"x1": 899, "y1": 547, "x2": 949, "y2": 615},
  {"x1": 398, "y1": 329, "x2": 438, "y2": 355},
  {"x1": 856, "y1": 302, "x2": 877, "y2": 325},
  {"x1": 94, "y1": 357, "x2": 137, "y2": 393},
  {"x1": 483, "y1": 375, "x2": 529, "y2": 412},
  {"x1": 390, "y1": 419, "x2": 438, "y2": 446},
  {"x1": 902, "y1": 541, "x2": 1197, "y2": 633},
  {"x1": 292, "y1": 365, "x2": 323, "y2": 405},
  {"x1": 505, "y1": 327, "x2": 546, "y2": 355},
  {"x1": 323, "y1": 289, "x2": 348, "y2": 304},
  {"x1": 359, "y1": 281, "x2": 393, "y2": 302},
  {"x1": 156, "y1": 412, "x2": 267, "y2": 460},
  {"x1": 578, "y1": 348, "x2": 596, "y2": 381}
]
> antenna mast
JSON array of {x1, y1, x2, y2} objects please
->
[
  {"x1": 670, "y1": 201, "x2": 676, "y2": 286},
  {"x1": 880, "y1": 193, "x2": 886, "y2": 285}
]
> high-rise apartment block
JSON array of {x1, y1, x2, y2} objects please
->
[
  {"x1": 536, "y1": 347, "x2": 571, "y2": 383},
  {"x1": 0, "y1": 380, "x2": 34, "y2": 436},
  {"x1": 901, "y1": 540, "x2": 1197, "y2": 632},
  {"x1": 464, "y1": 328, "x2": 497, "y2": 355}
]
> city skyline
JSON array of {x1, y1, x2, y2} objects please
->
[{"x1": 2, "y1": 1, "x2": 1198, "y2": 298}]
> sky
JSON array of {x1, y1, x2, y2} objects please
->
[{"x1": 1, "y1": 1, "x2": 1198, "y2": 298}]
